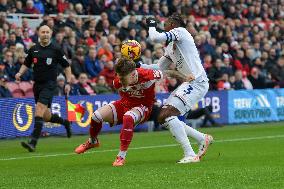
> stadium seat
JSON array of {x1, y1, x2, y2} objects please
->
[
  {"x1": 12, "y1": 88, "x2": 25, "y2": 98},
  {"x1": 19, "y1": 82, "x2": 33, "y2": 93},
  {"x1": 6, "y1": 82, "x2": 20, "y2": 92},
  {"x1": 24, "y1": 91, "x2": 34, "y2": 97},
  {"x1": 6, "y1": 82, "x2": 25, "y2": 98},
  {"x1": 19, "y1": 81, "x2": 34, "y2": 97}
]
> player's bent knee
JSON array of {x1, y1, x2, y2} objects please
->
[
  {"x1": 92, "y1": 111, "x2": 103, "y2": 123},
  {"x1": 124, "y1": 111, "x2": 139, "y2": 124},
  {"x1": 157, "y1": 111, "x2": 168, "y2": 124}
]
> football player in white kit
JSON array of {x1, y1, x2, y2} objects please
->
[{"x1": 147, "y1": 14, "x2": 213, "y2": 163}]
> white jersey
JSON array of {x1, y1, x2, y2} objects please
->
[{"x1": 149, "y1": 27, "x2": 208, "y2": 82}]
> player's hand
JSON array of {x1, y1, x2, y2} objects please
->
[
  {"x1": 15, "y1": 72, "x2": 22, "y2": 82},
  {"x1": 186, "y1": 74, "x2": 195, "y2": 82},
  {"x1": 64, "y1": 83, "x2": 71, "y2": 95},
  {"x1": 146, "y1": 17, "x2": 157, "y2": 27}
]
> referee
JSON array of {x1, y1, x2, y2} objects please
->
[{"x1": 15, "y1": 25, "x2": 72, "y2": 152}]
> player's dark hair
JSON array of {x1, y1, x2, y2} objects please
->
[
  {"x1": 169, "y1": 13, "x2": 186, "y2": 28},
  {"x1": 115, "y1": 57, "x2": 136, "y2": 76}
]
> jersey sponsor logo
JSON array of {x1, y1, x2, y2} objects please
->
[
  {"x1": 34, "y1": 51, "x2": 39, "y2": 53},
  {"x1": 46, "y1": 58, "x2": 52, "y2": 65},
  {"x1": 128, "y1": 90, "x2": 144, "y2": 98}
]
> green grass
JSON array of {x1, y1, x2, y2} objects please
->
[{"x1": 1, "y1": 122, "x2": 284, "y2": 189}]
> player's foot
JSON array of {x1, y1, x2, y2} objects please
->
[
  {"x1": 112, "y1": 156, "x2": 126, "y2": 167},
  {"x1": 75, "y1": 139, "x2": 100, "y2": 154},
  {"x1": 177, "y1": 156, "x2": 200, "y2": 164},
  {"x1": 63, "y1": 120, "x2": 72, "y2": 138},
  {"x1": 197, "y1": 134, "x2": 214, "y2": 159},
  {"x1": 21, "y1": 142, "x2": 35, "y2": 152}
]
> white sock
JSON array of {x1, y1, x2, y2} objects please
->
[
  {"x1": 181, "y1": 122, "x2": 205, "y2": 143},
  {"x1": 118, "y1": 150, "x2": 127, "y2": 159},
  {"x1": 166, "y1": 116, "x2": 196, "y2": 157}
]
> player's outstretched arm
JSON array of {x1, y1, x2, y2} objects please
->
[{"x1": 147, "y1": 18, "x2": 180, "y2": 43}]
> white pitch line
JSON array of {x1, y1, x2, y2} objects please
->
[{"x1": 1, "y1": 134, "x2": 284, "y2": 161}]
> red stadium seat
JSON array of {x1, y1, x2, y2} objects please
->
[
  {"x1": 6, "y1": 82, "x2": 25, "y2": 98},
  {"x1": 24, "y1": 91, "x2": 34, "y2": 97},
  {"x1": 6, "y1": 82, "x2": 20, "y2": 92},
  {"x1": 19, "y1": 82, "x2": 33, "y2": 93},
  {"x1": 12, "y1": 89, "x2": 25, "y2": 98}
]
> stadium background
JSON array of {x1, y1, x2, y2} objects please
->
[{"x1": 0, "y1": 0, "x2": 283, "y2": 138}]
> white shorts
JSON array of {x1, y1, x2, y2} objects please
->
[{"x1": 164, "y1": 80, "x2": 209, "y2": 115}]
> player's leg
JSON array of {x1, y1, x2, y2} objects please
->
[
  {"x1": 113, "y1": 106, "x2": 149, "y2": 166},
  {"x1": 158, "y1": 105, "x2": 199, "y2": 163},
  {"x1": 43, "y1": 108, "x2": 72, "y2": 138},
  {"x1": 75, "y1": 104, "x2": 114, "y2": 154},
  {"x1": 168, "y1": 81, "x2": 213, "y2": 159},
  {"x1": 21, "y1": 85, "x2": 50, "y2": 152},
  {"x1": 21, "y1": 102, "x2": 48, "y2": 152}
]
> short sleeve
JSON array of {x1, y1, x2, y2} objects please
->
[
  {"x1": 143, "y1": 69, "x2": 163, "y2": 81},
  {"x1": 24, "y1": 47, "x2": 33, "y2": 68},
  {"x1": 58, "y1": 48, "x2": 70, "y2": 68}
]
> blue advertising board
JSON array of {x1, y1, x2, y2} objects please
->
[
  {"x1": 0, "y1": 94, "x2": 169, "y2": 138},
  {"x1": 0, "y1": 91, "x2": 229, "y2": 138},
  {"x1": 228, "y1": 89, "x2": 284, "y2": 123}
]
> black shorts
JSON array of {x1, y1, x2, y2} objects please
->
[{"x1": 33, "y1": 81, "x2": 56, "y2": 108}]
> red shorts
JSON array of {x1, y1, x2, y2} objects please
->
[{"x1": 108, "y1": 100, "x2": 152, "y2": 126}]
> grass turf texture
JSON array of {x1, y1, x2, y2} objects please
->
[{"x1": 1, "y1": 122, "x2": 284, "y2": 189}]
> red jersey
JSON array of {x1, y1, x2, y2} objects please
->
[{"x1": 113, "y1": 68, "x2": 163, "y2": 108}]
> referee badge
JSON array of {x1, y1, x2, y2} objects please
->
[{"x1": 46, "y1": 58, "x2": 52, "y2": 65}]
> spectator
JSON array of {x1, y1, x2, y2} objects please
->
[
  {"x1": 88, "y1": 0, "x2": 104, "y2": 15},
  {"x1": 84, "y1": 48, "x2": 103, "y2": 78},
  {"x1": 71, "y1": 47, "x2": 86, "y2": 78},
  {"x1": 242, "y1": 71, "x2": 253, "y2": 90},
  {"x1": 77, "y1": 72, "x2": 95, "y2": 95},
  {"x1": 234, "y1": 70, "x2": 245, "y2": 90},
  {"x1": 55, "y1": 74, "x2": 66, "y2": 96},
  {"x1": 97, "y1": 43, "x2": 113, "y2": 61},
  {"x1": 217, "y1": 73, "x2": 231, "y2": 90},
  {"x1": 270, "y1": 56, "x2": 284, "y2": 87},
  {"x1": 57, "y1": 0, "x2": 68, "y2": 13},
  {"x1": 15, "y1": 54, "x2": 33, "y2": 82},
  {"x1": 0, "y1": 74, "x2": 12, "y2": 98},
  {"x1": 0, "y1": 0, "x2": 9, "y2": 12},
  {"x1": 92, "y1": 75, "x2": 112, "y2": 94},
  {"x1": 2, "y1": 50, "x2": 17, "y2": 81},
  {"x1": 207, "y1": 59, "x2": 227, "y2": 89},
  {"x1": 75, "y1": 3, "x2": 85, "y2": 15},
  {"x1": 99, "y1": 60, "x2": 115, "y2": 88},
  {"x1": 34, "y1": 0, "x2": 45, "y2": 14},
  {"x1": 44, "y1": 0, "x2": 58, "y2": 14},
  {"x1": 24, "y1": 0, "x2": 40, "y2": 14},
  {"x1": 107, "y1": 3, "x2": 121, "y2": 26},
  {"x1": 248, "y1": 67, "x2": 266, "y2": 89}
]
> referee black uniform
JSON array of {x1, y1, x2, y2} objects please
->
[
  {"x1": 17, "y1": 25, "x2": 73, "y2": 152},
  {"x1": 24, "y1": 42, "x2": 69, "y2": 107}
]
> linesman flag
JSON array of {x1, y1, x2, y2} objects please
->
[{"x1": 67, "y1": 100, "x2": 85, "y2": 122}]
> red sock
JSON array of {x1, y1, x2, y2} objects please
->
[
  {"x1": 89, "y1": 119, "x2": 102, "y2": 140},
  {"x1": 120, "y1": 115, "x2": 135, "y2": 151}
]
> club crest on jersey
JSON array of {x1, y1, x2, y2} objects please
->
[{"x1": 46, "y1": 58, "x2": 52, "y2": 65}]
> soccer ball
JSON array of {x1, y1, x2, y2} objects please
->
[{"x1": 121, "y1": 40, "x2": 141, "y2": 60}]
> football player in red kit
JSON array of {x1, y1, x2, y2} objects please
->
[{"x1": 75, "y1": 57, "x2": 163, "y2": 166}]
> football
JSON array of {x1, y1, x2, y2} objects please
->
[{"x1": 121, "y1": 40, "x2": 141, "y2": 60}]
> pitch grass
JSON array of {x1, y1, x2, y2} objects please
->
[{"x1": 1, "y1": 123, "x2": 284, "y2": 189}]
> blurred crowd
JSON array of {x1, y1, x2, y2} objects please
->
[{"x1": 0, "y1": 0, "x2": 284, "y2": 98}]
